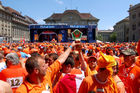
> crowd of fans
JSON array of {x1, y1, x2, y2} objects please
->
[{"x1": 0, "y1": 40, "x2": 139, "y2": 93}]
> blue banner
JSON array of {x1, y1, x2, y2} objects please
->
[
  {"x1": 59, "y1": 30, "x2": 68, "y2": 42},
  {"x1": 29, "y1": 25, "x2": 96, "y2": 29}
]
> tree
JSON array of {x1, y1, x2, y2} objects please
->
[
  {"x1": 109, "y1": 32, "x2": 117, "y2": 42},
  {"x1": 96, "y1": 34, "x2": 103, "y2": 41}
]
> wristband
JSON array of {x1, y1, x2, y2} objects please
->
[{"x1": 69, "y1": 45, "x2": 72, "y2": 49}]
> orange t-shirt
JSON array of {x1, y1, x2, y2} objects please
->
[
  {"x1": 85, "y1": 66, "x2": 97, "y2": 77},
  {"x1": 0, "y1": 64, "x2": 28, "y2": 93},
  {"x1": 113, "y1": 75, "x2": 125, "y2": 93},
  {"x1": 78, "y1": 75, "x2": 118, "y2": 93},
  {"x1": 15, "y1": 60, "x2": 61, "y2": 93},
  {"x1": 126, "y1": 64, "x2": 140, "y2": 93}
]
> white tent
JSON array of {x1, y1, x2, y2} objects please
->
[{"x1": 96, "y1": 40, "x2": 102, "y2": 43}]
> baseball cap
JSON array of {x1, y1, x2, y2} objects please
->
[{"x1": 121, "y1": 49, "x2": 136, "y2": 56}]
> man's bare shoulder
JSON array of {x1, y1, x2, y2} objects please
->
[{"x1": 0, "y1": 80, "x2": 13, "y2": 93}]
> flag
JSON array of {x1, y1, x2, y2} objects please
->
[{"x1": 56, "y1": 73, "x2": 84, "y2": 93}]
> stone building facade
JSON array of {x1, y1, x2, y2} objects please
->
[
  {"x1": 0, "y1": 2, "x2": 37, "y2": 42},
  {"x1": 113, "y1": 17, "x2": 129, "y2": 42},
  {"x1": 97, "y1": 30, "x2": 113, "y2": 42},
  {"x1": 128, "y1": 3, "x2": 140, "y2": 42}
]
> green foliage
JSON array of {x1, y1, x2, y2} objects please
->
[
  {"x1": 109, "y1": 32, "x2": 117, "y2": 42},
  {"x1": 96, "y1": 34, "x2": 103, "y2": 41}
]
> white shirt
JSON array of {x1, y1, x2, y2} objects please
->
[{"x1": 0, "y1": 62, "x2": 7, "y2": 72}]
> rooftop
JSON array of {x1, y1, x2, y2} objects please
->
[{"x1": 44, "y1": 10, "x2": 99, "y2": 21}]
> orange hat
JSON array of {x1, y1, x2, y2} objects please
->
[
  {"x1": 88, "y1": 45, "x2": 93, "y2": 50},
  {"x1": 96, "y1": 47, "x2": 100, "y2": 51},
  {"x1": 4, "y1": 49, "x2": 11, "y2": 55},
  {"x1": 88, "y1": 56, "x2": 97, "y2": 62},
  {"x1": 30, "y1": 48, "x2": 38, "y2": 54},
  {"x1": 137, "y1": 40, "x2": 140, "y2": 56},
  {"x1": 23, "y1": 48, "x2": 30, "y2": 54},
  {"x1": 97, "y1": 53, "x2": 117, "y2": 68}
]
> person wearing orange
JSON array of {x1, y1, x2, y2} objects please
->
[
  {"x1": 38, "y1": 45, "x2": 45, "y2": 56},
  {"x1": 53, "y1": 55, "x2": 84, "y2": 92},
  {"x1": 45, "y1": 53, "x2": 59, "y2": 82},
  {"x1": 105, "y1": 47, "x2": 125, "y2": 92},
  {"x1": 85, "y1": 56, "x2": 98, "y2": 76},
  {"x1": 17, "y1": 47, "x2": 29, "y2": 58},
  {"x1": 118, "y1": 49, "x2": 138, "y2": 93},
  {"x1": 72, "y1": 51, "x2": 81, "y2": 69},
  {"x1": 112, "y1": 62, "x2": 125, "y2": 93},
  {"x1": 48, "y1": 53, "x2": 58, "y2": 66},
  {"x1": 79, "y1": 50, "x2": 97, "y2": 77},
  {"x1": 0, "y1": 53, "x2": 28, "y2": 93},
  {"x1": 15, "y1": 41, "x2": 77, "y2": 93},
  {"x1": 125, "y1": 40, "x2": 140, "y2": 93},
  {"x1": 2, "y1": 46, "x2": 11, "y2": 56},
  {"x1": 78, "y1": 53, "x2": 118, "y2": 93}
]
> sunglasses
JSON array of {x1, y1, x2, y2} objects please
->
[{"x1": 100, "y1": 68, "x2": 106, "y2": 71}]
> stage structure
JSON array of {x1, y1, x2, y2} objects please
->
[{"x1": 29, "y1": 24, "x2": 97, "y2": 43}]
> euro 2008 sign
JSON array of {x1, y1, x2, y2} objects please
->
[{"x1": 71, "y1": 29, "x2": 83, "y2": 41}]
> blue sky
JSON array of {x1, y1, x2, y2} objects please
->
[{"x1": 2, "y1": 0, "x2": 140, "y2": 30}]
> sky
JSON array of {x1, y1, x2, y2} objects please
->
[{"x1": 2, "y1": 0, "x2": 140, "y2": 30}]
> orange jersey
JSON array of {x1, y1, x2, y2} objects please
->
[
  {"x1": 78, "y1": 75, "x2": 118, "y2": 93},
  {"x1": 85, "y1": 66, "x2": 97, "y2": 77},
  {"x1": 113, "y1": 75, "x2": 125, "y2": 93},
  {"x1": 126, "y1": 64, "x2": 140, "y2": 93},
  {"x1": 15, "y1": 60, "x2": 61, "y2": 93},
  {"x1": 0, "y1": 64, "x2": 28, "y2": 93}
]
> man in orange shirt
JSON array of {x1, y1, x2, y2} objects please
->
[
  {"x1": 124, "y1": 41, "x2": 140, "y2": 93},
  {"x1": 79, "y1": 50, "x2": 97, "y2": 77},
  {"x1": 47, "y1": 53, "x2": 58, "y2": 66},
  {"x1": 118, "y1": 49, "x2": 138, "y2": 93},
  {"x1": 0, "y1": 53, "x2": 27, "y2": 93},
  {"x1": 105, "y1": 47, "x2": 125, "y2": 93},
  {"x1": 78, "y1": 53, "x2": 118, "y2": 93},
  {"x1": 15, "y1": 41, "x2": 77, "y2": 93}
]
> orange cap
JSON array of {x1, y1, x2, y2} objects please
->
[{"x1": 30, "y1": 48, "x2": 38, "y2": 54}]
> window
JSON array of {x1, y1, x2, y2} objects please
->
[
  {"x1": 69, "y1": 16, "x2": 73, "y2": 20},
  {"x1": 132, "y1": 24, "x2": 136, "y2": 30},
  {"x1": 132, "y1": 14, "x2": 136, "y2": 19},
  {"x1": 138, "y1": 13, "x2": 140, "y2": 17},
  {"x1": 133, "y1": 34, "x2": 135, "y2": 41},
  {"x1": 138, "y1": 22, "x2": 140, "y2": 27}
]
